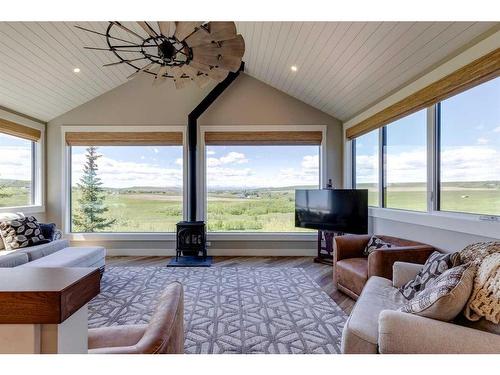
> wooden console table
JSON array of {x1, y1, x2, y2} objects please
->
[{"x1": 0, "y1": 267, "x2": 100, "y2": 354}]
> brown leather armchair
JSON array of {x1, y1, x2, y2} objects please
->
[
  {"x1": 88, "y1": 282, "x2": 184, "y2": 354},
  {"x1": 334, "y1": 235, "x2": 434, "y2": 300}
]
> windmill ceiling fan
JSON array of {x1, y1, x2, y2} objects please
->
[{"x1": 77, "y1": 21, "x2": 245, "y2": 89}]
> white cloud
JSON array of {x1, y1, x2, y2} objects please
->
[
  {"x1": 140, "y1": 155, "x2": 145, "y2": 160},
  {"x1": 356, "y1": 145, "x2": 500, "y2": 183},
  {"x1": 175, "y1": 158, "x2": 183, "y2": 166},
  {"x1": 0, "y1": 146, "x2": 32, "y2": 180},
  {"x1": 72, "y1": 153, "x2": 182, "y2": 188},
  {"x1": 477, "y1": 137, "x2": 489, "y2": 145},
  {"x1": 207, "y1": 150, "x2": 216, "y2": 155},
  {"x1": 153, "y1": 148, "x2": 159, "y2": 154},
  {"x1": 494, "y1": 126, "x2": 500, "y2": 133},
  {"x1": 207, "y1": 152, "x2": 248, "y2": 167}
]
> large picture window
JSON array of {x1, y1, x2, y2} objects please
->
[
  {"x1": 206, "y1": 144, "x2": 320, "y2": 232},
  {"x1": 385, "y1": 109, "x2": 427, "y2": 211},
  {"x1": 439, "y1": 77, "x2": 500, "y2": 216},
  {"x1": 0, "y1": 133, "x2": 34, "y2": 207},
  {"x1": 70, "y1": 145, "x2": 183, "y2": 232},
  {"x1": 353, "y1": 130, "x2": 379, "y2": 206}
]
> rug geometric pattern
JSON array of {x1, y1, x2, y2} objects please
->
[{"x1": 88, "y1": 266, "x2": 347, "y2": 354}]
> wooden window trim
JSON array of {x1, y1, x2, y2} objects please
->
[
  {"x1": 204, "y1": 131, "x2": 323, "y2": 145},
  {"x1": 346, "y1": 48, "x2": 500, "y2": 139},
  {"x1": 0, "y1": 118, "x2": 41, "y2": 142},
  {"x1": 65, "y1": 132, "x2": 183, "y2": 146}
]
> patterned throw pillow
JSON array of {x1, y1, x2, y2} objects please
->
[
  {"x1": 363, "y1": 235, "x2": 393, "y2": 256},
  {"x1": 400, "y1": 264, "x2": 475, "y2": 321},
  {"x1": 0, "y1": 216, "x2": 49, "y2": 250},
  {"x1": 399, "y1": 251, "x2": 461, "y2": 300}
]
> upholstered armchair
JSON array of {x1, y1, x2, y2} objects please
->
[
  {"x1": 88, "y1": 282, "x2": 184, "y2": 354},
  {"x1": 334, "y1": 235, "x2": 434, "y2": 300}
]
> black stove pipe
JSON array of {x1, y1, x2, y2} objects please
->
[{"x1": 187, "y1": 62, "x2": 245, "y2": 222}]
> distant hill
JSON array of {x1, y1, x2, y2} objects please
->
[{"x1": 0, "y1": 179, "x2": 30, "y2": 188}]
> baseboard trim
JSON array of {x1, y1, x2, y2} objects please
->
[{"x1": 106, "y1": 247, "x2": 316, "y2": 257}]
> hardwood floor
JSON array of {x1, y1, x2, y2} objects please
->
[{"x1": 106, "y1": 256, "x2": 356, "y2": 315}]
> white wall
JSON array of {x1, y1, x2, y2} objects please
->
[
  {"x1": 46, "y1": 73, "x2": 343, "y2": 256},
  {"x1": 344, "y1": 31, "x2": 500, "y2": 252}
]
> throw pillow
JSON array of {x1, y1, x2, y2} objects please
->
[
  {"x1": 39, "y1": 223, "x2": 57, "y2": 241},
  {"x1": 399, "y1": 251, "x2": 461, "y2": 300},
  {"x1": 400, "y1": 264, "x2": 475, "y2": 321},
  {"x1": 363, "y1": 235, "x2": 393, "y2": 256},
  {"x1": 0, "y1": 216, "x2": 49, "y2": 250}
]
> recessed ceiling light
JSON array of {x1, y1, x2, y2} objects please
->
[
  {"x1": 290, "y1": 65, "x2": 298, "y2": 72},
  {"x1": 73, "y1": 67, "x2": 81, "y2": 73}
]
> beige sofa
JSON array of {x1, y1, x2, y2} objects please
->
[{"x1": 341, "y1": 261, "x2": 500, "y2": 354}]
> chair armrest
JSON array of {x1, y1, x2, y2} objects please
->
[
  {"x1": 334, "y1": 234, "x2": 371, "y2": 261},
  {"x1": 88, "y1": 324, "x2": 146, "y2": 351},
  {"x1": 392, "y1": 261, "x2": 424, "y2": 288},
  {"x1": 367, "y1": 245, "x2": 433, "y2": 280},
  {"x1": 378, "y1": 310, "x2": 500, "y2": 354}
]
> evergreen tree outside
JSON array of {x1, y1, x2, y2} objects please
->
[{"x1": 72, "y1": 146, "x2": 115, "y2": 232}]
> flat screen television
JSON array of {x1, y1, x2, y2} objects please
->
[{"x1": 295, "y1": 189, "x2": 368, "y2": 234}]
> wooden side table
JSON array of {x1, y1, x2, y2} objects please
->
[{"x1": 0, "y1": 267, "x2": 100, "y2": 354}]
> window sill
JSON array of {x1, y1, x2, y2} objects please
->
[
  {"x1": 0, "y1": 205, "x2": 45, "y2": 215},
  {"x1": 369, "y1": 207, "x2": 500, "y2": 238},
  {"x1": 65, "y1": 232, "x2": 317, "y2": 242}
]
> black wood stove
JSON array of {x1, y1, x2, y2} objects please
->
[
  {"x1": 175, "y1": 221, "x2": 207, "y2": 260},
  {"x1": 169, "y1": 62, "x2": 245, "y2": 267}
]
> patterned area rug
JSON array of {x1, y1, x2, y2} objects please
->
[{"x1": 88, "y1": 266, "x2": 347, "y2": 354}]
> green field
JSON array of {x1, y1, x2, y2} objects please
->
[
  {"x1": 357, "y1": 181, "x2": 500, "y2": 214},
  {"x1": 0, "y1": 180, "x2": 31, "y2": 207},
  {"x1": 1, "y1": 179, "x2": 498, "y2": 232}
]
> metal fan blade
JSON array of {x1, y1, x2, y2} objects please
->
[
  {"x1": 205, "y1": 67, "x2": 229, "y2": 82},
  {"x1": 181, "y1": 64, "x2": 198, "y2": 78},
  {"x1": 126, "y1": 62, "x2": 155, "y2": 79},
  {"x1": 192, "y1": 34, "x2": 245, "y2": 58},
  {"x1": 174, "y1": 22, "x2": 203, "y2": 41},
  {"x1": 170, "y1": 66, "x2": 184, "y2": 80},
  {"x1": 153, "y1": 76, "x2": 167, "y2": 86},
  {"x1": 174, "y1": 78, "x2": 189, "y2": 90},
  {"x1": 192, "y1": 54, "x2": 241, "y2": 72},
  {"x1": 207, "y1": 22, "x2": 237, "y2": 41},
  {"x1": 157, "y1": 65, "x2": 169, "y2": 78},
  {"x1": 193, "y1": 74, "x2": 211, "y2": 88},
  {"x1": 184, "y1": 28, "x2": 212, "y2": 48},
  {"x1": 188, "y1": 61, "x2": 213, "y2": 74},
  {"x1": 137, "y1": 21, "x2": 158, "y2": 38},
  {"x1": 158, "y1": 21, "x2": 175, "y2": 36},
  {"x1": 111, "y1": 22, "x2": 144, "y2": 40},
  {"x1": 104, "y1": 56, "x2": 147, "y2": 67}
]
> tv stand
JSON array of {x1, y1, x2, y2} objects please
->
[{"x1": 315, "y1": 230, "x2": 343, "y2": 265}]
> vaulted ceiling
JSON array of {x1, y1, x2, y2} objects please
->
[{"x1": 0, "y1": 22, "x2": 496, "y2": 122}]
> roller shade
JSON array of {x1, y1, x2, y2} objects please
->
[
  {"x1": 0, "y1": 118, "x2": 41, "y2": 142},
  {"x1": 346, "y1": 48, "x2": 500, "y2": 139},
  {"x1": 65, "y1": 132, "x2": 183, "y2": 146},
  {"x1": 204, "y1": 131, "x2": 323, "y2": 145}
]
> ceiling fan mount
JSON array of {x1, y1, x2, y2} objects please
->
[{"x1": 77, "y1": 21, "x2": 245, "y2": 89}]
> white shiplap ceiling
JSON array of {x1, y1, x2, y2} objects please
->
[{"x1": 0, "y1": 21, "x2": 497, "y2": 122}]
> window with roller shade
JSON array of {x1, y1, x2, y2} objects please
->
[
  {"x1": 66, "y1": 132, "x2": 184, "y2": 233},
  {"x1": 439, "y1": 77, "x2": 500, "y2": 216},
  {"x1": 0, "y1": 119, "x2": 41, "y2": 208},
  {"x1": 204, "y1": 131, "x2": 322, "y2": 232}
]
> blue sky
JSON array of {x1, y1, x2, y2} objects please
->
[{"x1": 355, "y1": 77, "x2": 499, "y2": 183}]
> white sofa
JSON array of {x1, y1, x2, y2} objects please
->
[
  {"x1": 0, "y1": 213, "x2": 105, "y2": 272},
  {"x1": 341, "y1": 261, "x2": 500, "y2": 354}
]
